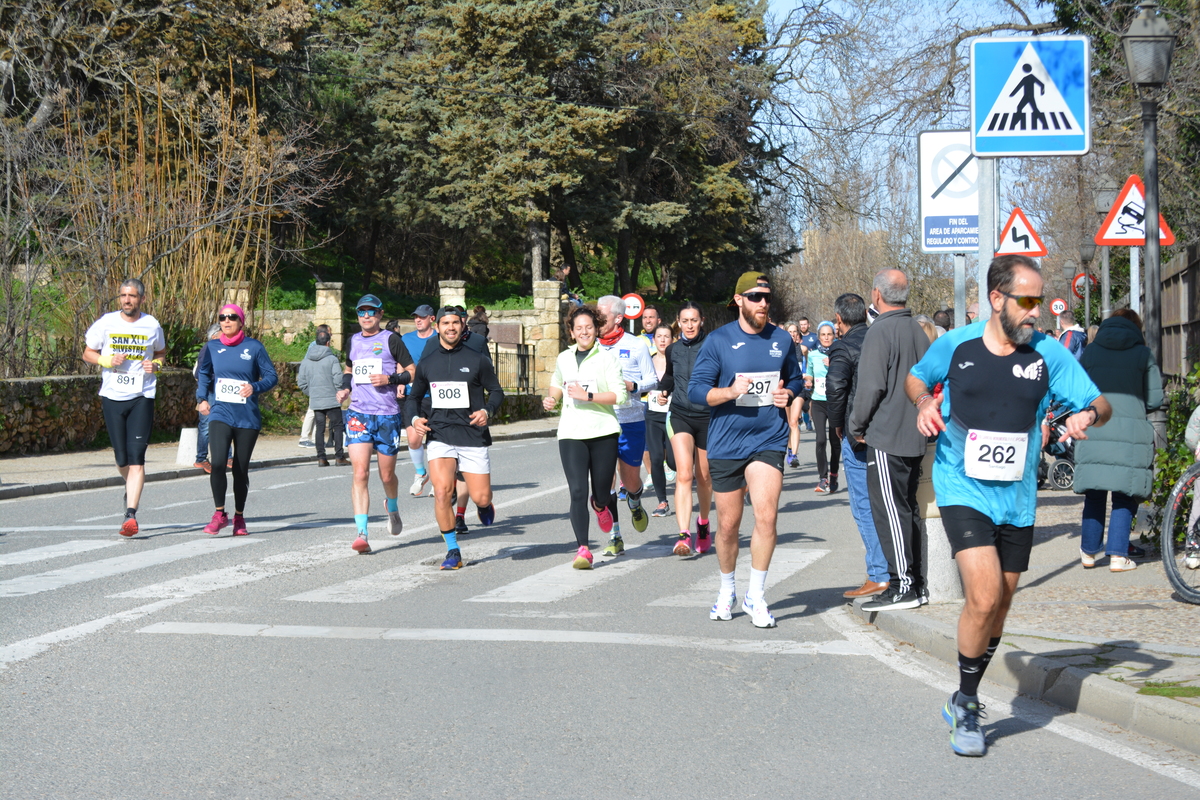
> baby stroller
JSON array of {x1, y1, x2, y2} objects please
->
[{"x1": 1037, "y1": 404, "x2": 1075, "y2": 490}]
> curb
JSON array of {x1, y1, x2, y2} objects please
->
[
  {"x1": 0, "y1": 427, "x2": 557, "y2": 501},
  {"x1": 853, "y1": 602, "x2": 1200, "y2": 757}
]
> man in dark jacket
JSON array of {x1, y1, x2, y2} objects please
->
[
  {"x1": 297, "y1": 325, "x2": 347, "y2": 467},
  {"x1": 850, "y1": 269, "x2": 930, "y2": 611},
  {"x1": 825, "y1": 293, "x2": 888, "y2": 598}
]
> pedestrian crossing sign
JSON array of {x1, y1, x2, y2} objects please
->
[
  {"x1": 995, "y1": 207, "x2": 1047, "y2": 257},
  {"x1": 970, "y1": 36, "x2": 1090, "y2": 156}
]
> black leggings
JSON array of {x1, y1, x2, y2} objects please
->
[
  {"x1": 559, "y1": 434, "x2": 620, "y2": 547},
  {"x1": 811, "y1": 400, "x2": 841, "y2": 480},
  {"x1": 208, "y1": 421, "x2": 260, "y2": 512},
  {"x1": 645, "y1": 411, "x2": 676, "y2": 503},
  {"x1": 101, "y1": 396, "x2": 155, "y2": 467}
]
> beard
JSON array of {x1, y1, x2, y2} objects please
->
[
  {"x1": 999, "y1": 304, "x2": 1035, "y2": 346},
  {"x1": 740, "y1": 303, "x2": 766, "y2": 331}
]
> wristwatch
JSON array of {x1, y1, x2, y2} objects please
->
[{"x1": 587, "y1": 392, "x2": 594, "y2": 402}]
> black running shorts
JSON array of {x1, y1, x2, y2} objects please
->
[
  {"x1": 669, "y1": 411, "x2": 710, "y2": 451},
  {"x1": 708, "y1": 449, "x2": 784, "y2": 493},
  {"x1": 940, "y1": 504, "x2": 1035, "y2": 573}
]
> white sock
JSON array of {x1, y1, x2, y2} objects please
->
[
  {"x1": 748, "y1": 567, "x2": 768, "y2": 601},
  {"x1": 720, "y1": 570, "x2": 736, "y2": 597},
  {"x1": 410, "y1": 444, "x2": 426, "y2": 474}
]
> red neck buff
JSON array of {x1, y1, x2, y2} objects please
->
[{"x1": 599, "y1": 327, "x2": 624, "y2": 347}]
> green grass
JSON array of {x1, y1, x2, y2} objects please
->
[
  {"x1": 466, "y1": 281, "x2": 533, "y2": 310},
  {"x1": 1137, "y1": 681, "x2": 1200, "y2": 698}
]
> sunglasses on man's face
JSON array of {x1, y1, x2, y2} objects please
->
[
  {"x1": 357, "y1": 308, "x2": 381, "y2": 317},
  {"x1": 998, "y1": 291, "x2": 1044, "y2": 310},
  {"x1": 217, "y1": 314, "x2": 240, "y2": 322},
  {"x1": 742, "y1": 292, "x2": 772, "y2": 305}
]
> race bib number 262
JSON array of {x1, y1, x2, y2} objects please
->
[{"x1": 964, "y1": 429, "x2": 1027, "y2": 482}]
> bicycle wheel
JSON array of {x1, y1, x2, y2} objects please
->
[{"x1": 1160, "y1": 461, "x2": 1200, "y2": 604}]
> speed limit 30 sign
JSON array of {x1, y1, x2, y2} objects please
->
[{"x1": 1049, "y1": 298, "x2": 1068, "y2": 316}]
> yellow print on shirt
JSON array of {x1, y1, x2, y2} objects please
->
[{"x1": 107, "y1": 332, "x2": 150, "y2": 359}]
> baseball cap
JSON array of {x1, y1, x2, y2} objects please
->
[
  {"x1": 411, "y1": 304, "x2": 435, "y2": 317},
  {"x1": 436, "y1": 305, "x2": 462, "y2": 322},
  {"x1": 728, "y1": 271, "x2": 771, "y2": 306},
  {"x1": 356, "y1": 294, "x2": 383, "y2": 310}
]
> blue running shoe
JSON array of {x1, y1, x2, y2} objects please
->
[
  {"x1": 942, "y1": 693, "x2": 987, "y2": 757},
  {"x1": 440, "y1": 548, "x2": 463, "y2": 570},
  {"x1": 478, "y1": 503, "x2": 496, "y2": 527}
]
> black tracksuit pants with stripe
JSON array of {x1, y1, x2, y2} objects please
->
[{"x1": 867, "y1": 448, "x2": 925, "y2": 596}]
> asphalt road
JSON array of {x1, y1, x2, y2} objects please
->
[{"x1": 2, "y1": 437, "x2": 1198, "y2": 798}]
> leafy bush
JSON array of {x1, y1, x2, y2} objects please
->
[
  {"x1": 1140, "y1": 363, "x2": 1199, "y2": 537},
  {"x1": 267, "y1": 286, "x2": 315, "y2": 310}
]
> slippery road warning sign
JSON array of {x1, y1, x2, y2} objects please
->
[
  {"x1": 971, "y1": 36, "x2": 1090, "y2": 156},
  {"x1": 995, "y1": 208, "x2": 1048, "y2": 257},
  {"x1": 1094, "y1": 175, "x2": 1176, "y2": 246}
]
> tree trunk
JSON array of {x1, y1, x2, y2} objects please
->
[
  {"x1": 526, "y1": 200, "x2": 549, "y2": 289},
  {"x1": 361, "y1": 217, "x2": 381, "y2": 293},
  {"x1": 551, "y1": 215, "x2": 583, "y2": 290},
  {"x1": 615, "y1": 228, "x2": 631, "y2": 296},
  {"x1": 630, "y1": 238, "x2": 647, "y2": 292}
]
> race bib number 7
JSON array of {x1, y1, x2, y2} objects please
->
[
  {"x1": 964, "y1": 429, "x2": 1027, "y2": 482},
  {"x1": 352, "y1": 358, "x2": 383, "y2": 385},
  {"x1": 215, "y1": 378, "x2": 248, "y2": 404},
  {"x1": 431, "y1": 381, "x2": 469, "y2": 409},
  {"x1": 735, "y1": 371, "x2": 780, "y2": 407}
]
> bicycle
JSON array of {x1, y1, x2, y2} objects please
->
[{"x1": 1159, "y1": 461, "x2": 1200, "y2": 604}]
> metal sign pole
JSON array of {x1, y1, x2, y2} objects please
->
[
  {"x1": 977, "y1": 158, "x2": 997, "y2": 321},
  {"x1": 954, "y1": 253, "x2": 966, "y2": 328},
  {"x1": 1131, "y1": 246, "x2": 1141, "y2": 314}
]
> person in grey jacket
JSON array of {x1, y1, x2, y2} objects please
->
[
  {"x1": 297, "y1": 325, "x2": 348, "y2": 466},
  {"x1": 848, "y1": 269, "x2": 931, "y2": 610},
  {"x1": 1074, "y1": 308, "x2": 1163, "y2": 571}
]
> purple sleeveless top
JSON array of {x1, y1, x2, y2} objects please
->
[{"x1": 349, "y1": 330, "x2": 400, "y2": 416}]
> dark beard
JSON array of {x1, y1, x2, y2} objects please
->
[
  {"x1": 740, "y1": 304, "x2": 765, "y2": 331},
  {"x1": 1000, "y1": 305, "x2": 1034, "y2": 346}
]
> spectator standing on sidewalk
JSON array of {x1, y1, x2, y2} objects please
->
[
  {"x1": 298, "y1": 325, "x2": 349, "y2": 467},
  {"x1": 1073, "y1": 308, "x2": 1163, "y2": 572},
  {"x1": 193, "y1": 324, "x2": 224, "y2": 473},
  {"x1": 826, "y1": 293, "x2": 888, "y2": 598},
  {"x1": 850, "y1": 269, "x2": 931, "y2": 611},
  {"x1": 467, "y1": 305, "x2": 490, "y2": 341}
]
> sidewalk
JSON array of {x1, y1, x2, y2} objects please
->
[
  {"x1": 854, "y1": 489, "x2": 1200, "y2": 756},
  {"x1": 0, "y1": 417, "x2": 560, "y2": 500}
]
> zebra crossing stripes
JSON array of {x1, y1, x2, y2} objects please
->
[
  {"x1": 0, "y1": 540, "x2": 124, "y2": 566},
  {"x1": 464, "y1": 544, "x2": 672, "y2": 603},
  {"x1": 648, "y1": 548, "x2": 828, "y2": 607}
]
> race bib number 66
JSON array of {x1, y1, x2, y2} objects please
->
[{"x1": 964, "y1": 429, "x2": 1027, "y2": 482}]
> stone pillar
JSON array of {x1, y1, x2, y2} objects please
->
[
  {"x1": 532, "y1": 280, "x2": 568, "y2": 393},
  {"x1": 223, "y1": 281, "x2": 251, "y2": 311},
  {"x1": 315, "y1": 282, "x2": 344, "y2": 351},
  {"x1": 439, "y1": 280, "x2": 467, "y2": 311},
  {"x1": 917, "y1": 440, "x2": 964, "y2": 603}
]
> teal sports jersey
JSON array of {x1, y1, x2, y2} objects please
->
[{"x1": 910, "y1": 324, "x2": 1100, "y2": 527}]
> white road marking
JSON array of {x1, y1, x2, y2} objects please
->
[
  {"x1": 266, "y1": 481, "x2": 306, "y2": 490},
  {"x1": 0, "y1": 540, "x2": 124, "y2": 566},
  {"x1": 0, "y1": 475, "x2": 209, "y2": 506},
  {"x1": 152, "y1": 499, "x2": 209, "y2": 510},
  {"x1": 465, "y1": 544, "x2": 670, "y2": 603},
  {"x1": 317, "y1": 474, "x2": 349, "y2": 481},
  {"x1": 0, "y1": 538, "x2": 260, "y2": 597},
  {"x1": 820, "y1": 607, "x2": 1200, "y2": 790},
  {"x1": 648, "y1": 548, "x2": 828, "y2": 607},
  {"x1": 0, "y1": 524, "x2": 199, "y2": 533},
  {"x1": 0, "y1": 598, "x2": 188, "y2": 669},
  {"x1": 76, "y1": 512, "x2": 125, "y2": 522},
  {"x1": 285, "y1": 543, "x2": 542, "y2": 603},
  {"x1": 138, "y1": 622, "x2": 867, "y2": 656}
]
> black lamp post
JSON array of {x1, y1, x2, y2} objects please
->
[
  {"x1": 1079, "y1": 242, "x2": 1096, "y2": 326},
  {"x1": 1094, "y1": 178, "x2": 1119, "y2": 318},
  {"x1": 1123, "y1": 1, "x2": 1175, "y2": 372}
]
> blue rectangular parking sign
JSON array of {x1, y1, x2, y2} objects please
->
[{"x1": 970, "y1": 36, "x2": 1090, "y2": 157}]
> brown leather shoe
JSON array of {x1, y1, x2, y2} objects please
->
[
  {"x1": 843, "y1": 580, "x2": 889, "y2": 598},
  {"x1": 318, "y1": 457, "x2": 330, "y2": 467},
  {"x1": 335, "y1": 457, "x2": 351, "y2": 467},
  {"x1": 193, "y1": 460, "x2": 212, "y2": 474}
]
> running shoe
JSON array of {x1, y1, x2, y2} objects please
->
[
  {"x1": 119, "y1": 516, "x2": 139, "y2": 537},
  {"x1": 696, "y1": 521, "x2": 712, "y2": 554},
  {"x1": 387, "y1": 509, "x2": 403, "y2": 536},
  {"x1": 664, "y1": 465, "x2": 676, "y2": 483},
  {"x1": 454, "y1": 514, "x2": 469, "y2": 535},
  {"x1": 601, "y1": 536, "x2": 625, "y2": 557},
  {"x1": 629, "y1": 503, "x2": 649, "y2": 533},
  {"x1": 618, "y1": 484, "x2": 627, "y2": 501},
  {"x1": 710, "y1": 592, "x2": 736, "y2": 621},
  {"x1": 651, "y1": 501, "x2": 671, "y2": 518},
  {"x1": 943, "y1": 693, "x2": 987, "y2": 757},
  {"x1": 1186, "y1": 554, "x2": 1200, "y2": 570},
  {"x1": 741, "y1": 595, "x2": 776, "y2": 628},
  {"x1": 814, "y1": 479, "x2": 830, "y2": 494},
  {"x1": 478, "y1": 504, "x2": 496, "y2": 527},
  {"x1": 828, "y1": 472, "x2": 839, "y2": 493},
  {"x1": 203, "y1": 510, "x2": 229, "y2": 535},
  {"x1": 673, "y1": 532, "x2": 693, "y2": 557},
  {"x1": 572, "y1": 545, "x2": 594, "y2": 570},
  {"x1": 352, "y1": 535, "x2": 371, "y2": 554},
  {"x1": 298, "y1": 440, "x2": 315, "y2": 448},
  {"x1": 861, "y1": 588, "x2": 921, "y2": 611},
  {"x1": 787, "y1": 454, "x2": 800, "y2": 469},
  {"x1": 591, "y1": 496, "x2": 614, "y2": 534},
  {"x1": 441, "y1": 548, "x2": 463, "y2": 570},
  {"x1": 409, "y1": 472, "x2": 429, "y2": 497},
  {"x1": 232, "y1": 514, "x2": 248, "y2": 536}
]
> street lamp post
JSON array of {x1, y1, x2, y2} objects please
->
[
  {"x1": 1094, "y1": 178, "x2": 1119, "y2": 318},
  {"x1": 1080, "y1": 242, "x2": 1096, "y2": 327}
]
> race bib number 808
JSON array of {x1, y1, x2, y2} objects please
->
[{"x1": 431, "y1": 381, "x2": 469, "y2": 409}]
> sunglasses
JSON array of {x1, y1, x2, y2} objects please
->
[
  {"x1": 742, "y1": 292, "x2": 772, "y2": 304},
  {"x1": 357, "y1": 308, "x2": 381, "y2": 317},
  {"x1": 998, "y1": 291, "x2": 1044, "y2": 310},
  {"x1": 217, "y1": 314, "x2": 240, "y2": 322}
]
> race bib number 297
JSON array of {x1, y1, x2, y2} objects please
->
[{"x1": 735, "y1": 371, "x2": 780, "y2": 407}]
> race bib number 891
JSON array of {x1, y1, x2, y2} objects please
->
[
  {"x1": 112, "y1": 367, "x2": 144, "y2": 394},
  {"x1": 964, "y1": 429, "x2": 1027, "y2": 482}
]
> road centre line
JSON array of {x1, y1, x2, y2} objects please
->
[
  {"x1": 820, "y1": 608, "x2": 1200, "y2": 790},
  {"x1": 138, "y1": 622, "x2": 868, "y2": 656},
  {"x1": 648, "y1": 548, "x2": 828, "y2": 607},
  {"x1": 0, "y1": 540, "x2": 125, "y2": 566}
]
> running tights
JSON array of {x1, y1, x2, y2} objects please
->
[
  {"x1": 101, "y1": 396, "x2": 155, "y2": 467},
  {"x1": 645, "y1": 412, "x2": 676, "y2": 503},
  {"x1": 810, "y1": 400, "x2": 841, "y2": 480},
  {"x1": 208, "y1": 421, "x2": 260, "y2": 512},
  {"x1": 558, "y1": 434, "x2": 620, "y2": 547}
]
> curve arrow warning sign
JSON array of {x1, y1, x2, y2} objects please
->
[{"x1": 995, "y1": 208, "x2": 1048, "y2": 257}]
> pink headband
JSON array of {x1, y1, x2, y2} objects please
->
[{"x1": 220, "y1": 303, "x2": 244, "y2": 321}]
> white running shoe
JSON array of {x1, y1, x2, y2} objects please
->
[
  {"x1": 387, "y1": 509, "x2": 403, "y2": 536},
  {"x1": 741, "y1": 595, "x2": 776, "y2": 628},
  {"x1": 710, "y1": 593, "x2": 736, "y2": 621},
  {"x1": 409, "y1": 472, "x2": 429, "y2": 497}
]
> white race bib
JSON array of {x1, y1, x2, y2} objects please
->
[
  {"x1": 431, "y1": 381, "x2": 469, "y2": 409},
  {"x1": 111, "y1": 365, "x2": 144, "y2": 394},
  {"x1": 735, "y1": 371, "x2": 780, "y2": 407},
  {"x1": 215, "y1": 378, "x2": 248, "y2": 404},
  {"x1": 964, "y1": 429, "x2": 1028, "y2": 481},
  {"x1": 565, "y1": 380, "x2": 595, "y2": 407},
  {"x1": 648, "y1": 392, "x2": 671, "y2": 413},
  {"x1": 814, "y1": 376, "x2": 826, "y2": 396},
  {"x1": 352, "y1": 358, "x2": 383, "y2": 385}
]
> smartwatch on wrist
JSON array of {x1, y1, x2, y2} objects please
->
[{"x1": 587, "y1": 391, "x2": 594, "y2": 402}]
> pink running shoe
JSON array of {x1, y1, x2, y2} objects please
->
[
  {"x1": 673, "y1": 532, "x2": 693, "y2": 557},
  {"x1": 352, "y1": 535, "x2": 371, "y2": 554},
  {"x1": 590, "y1": 496, "x2": 613, "y2": 534},
  {"x1": 695, "y1": 521, "x2": 712, "y2": 554},
  {"x1": 204, "y1": 510, "x2": 229, "y2": 535},
  {"x1": 572, "y1": 545, "x2": 594, "y2": 570},
  {"x1": 232, "y1": 514, "x2": 248, "y2": 536}
]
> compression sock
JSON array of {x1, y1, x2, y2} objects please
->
[
  {"x1": 978, "y1": 637, "x2": 1002, "y2": 678},
  {"x1": 456, "y1": 504, "x2": 467, "y2": 517},
  {"x1": 125, "y1": 508, "x2": 137, "y2": 519},
  {"x1": 385, "y1": 497, "x2": 399, "y2": 514},
  {"x1": 957, "y1": 652, "x2": 987, "y2": 699},
  {"x1": 410, "y1": 444, "x2": 426, "y2": 476},
  {"x1": 627, "y1": 486, "x2": 643, "y2": 508},
  {"x1": 354, "y1": 514, "x2": 369, "y2": 537},
  {"x1": 442, "y1": 528, "x2": 459, "y2": 551},
  {"x1": 748, "y1": 567, "x2": 768, "y2": 601}
]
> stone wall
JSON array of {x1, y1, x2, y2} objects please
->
[{"x1": 257, "y1": 310, "x2": 316, "y2": 344}]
